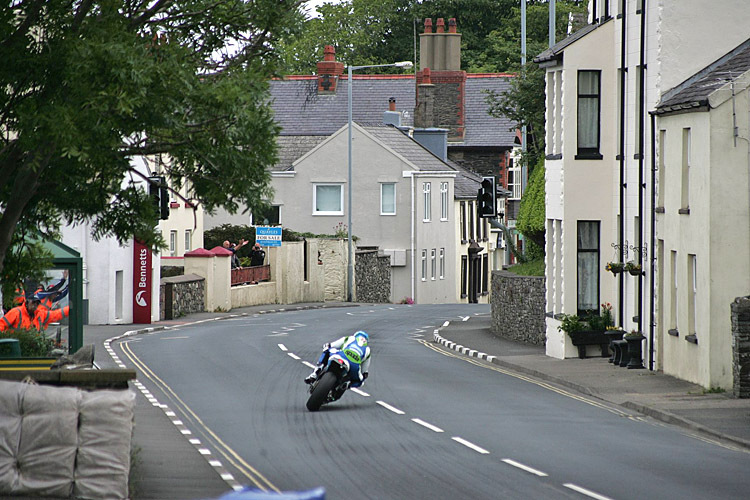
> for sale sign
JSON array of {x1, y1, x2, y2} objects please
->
[{"x1": 255, "y1": 226, "x2": 282, "y2": 247}]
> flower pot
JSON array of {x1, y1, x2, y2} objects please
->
[
  {"x1": 606, "y1": 263, "x2": 624, "y2": 275},
  {"x1": 568, "y1": 330, "x2": 610, "y2": 359},
  {"x1": 628, "y1": 268, "x2": 643, "y2": 276},
  {"x1": 625, "y1": 333, "x2": 645, "y2": 369},
  {"x1": 604, "y1": 330, "x2": 625, "y2": 363}
]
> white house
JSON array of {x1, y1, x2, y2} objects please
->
[
  {"x1": 652, "y1": 39, "x2": 750, "y2": 388},
  {"x1": 536, "y1": 0, "x2": 749, "y2": 386},
  {"x1": 270, "y1": 121, "x2": 496, "y2": 304},
  {"x1": 61, "y1": 156, "x2": 161, "y2": 325}
]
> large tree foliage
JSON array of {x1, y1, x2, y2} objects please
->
[
  {"x1": 281, "y1": 0, "x2": 520, "y2": 74},
  {"x1": 0, "y1": 0, "x2": 304, "y2": 282}
]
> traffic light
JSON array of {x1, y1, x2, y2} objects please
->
[
  {"x1": 477, "y1": 176, "x2": 496, "y2": 218},
  {"x1": 148, "y1": 175, "x2": 169, "y2": 220}
]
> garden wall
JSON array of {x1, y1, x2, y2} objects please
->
[{"x1": 490, "y1": 270, "x2": 546, "y2": 345}]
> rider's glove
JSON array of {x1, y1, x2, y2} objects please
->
[
  {"x1": 323, "y1": 343, "x2": 331, "y2": 350},
  {"x1": 362, "y1": 372, "x2": 369, "y2": 380}
]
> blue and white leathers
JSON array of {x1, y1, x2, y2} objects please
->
[{"x1": 317, "y1": 332, "x2": 371, "y2": 387}]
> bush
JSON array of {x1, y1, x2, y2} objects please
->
[{"x1": 0, "y1": 329, "x2": 55, "y2": 357}]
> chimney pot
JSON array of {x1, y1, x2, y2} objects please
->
[
  {"x1": 448, "y1": 18, "x2": 457, "y2": 33},
  {"x1": 388, "y1": 97, "x2": 396, "y2": 112},
  {"x1": 424, "y1": 18, "x2": 432, "y2": 33},
  {"x1": 436, "y1": 18, "x2": 445, "y2": 33},
  {"x1": 324, "y1": 45, "x2": 335, "y2": 62},
  {"x1": 422, "y1": 67, "x2": 432, "y2": 85}
]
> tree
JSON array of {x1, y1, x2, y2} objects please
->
[
  {"x1": 279, "y1": 0, "x2": 519, "y2": 74},
  {"x1": 0, "y1": 0, "x2": 305, "y2": 281}
]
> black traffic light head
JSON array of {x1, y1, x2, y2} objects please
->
[
  {"x1": 477, "y1": 176, "x2": 496, "y2": 218},
  {"x1": 148, "y1": 175, "x2": 170, "y2": 220}
]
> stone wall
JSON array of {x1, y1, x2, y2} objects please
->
[
  {"x1": 732, "y1": 296, "x2": 750, "y2": 398},
  {"x1": 355, "y1": 248, "x2": 391, "y2": 303},
  {"x1": 160, "y1": 274, "x2": 205, "y2": 320},
  {"x1": 490, "y1": 270, "x2": 546, "y2": 345}
]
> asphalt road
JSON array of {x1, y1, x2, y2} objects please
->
[{"x1": 116, "y1": 304, "x2": 750, "y2": 499}]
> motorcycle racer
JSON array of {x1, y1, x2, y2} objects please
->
[{"x1": 305, "y1": 331, "x2": 370, "y2": 388}]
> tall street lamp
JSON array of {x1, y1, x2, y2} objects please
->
[{"x1": 347, "y1": 61, "x2": 413, "y2": 302}]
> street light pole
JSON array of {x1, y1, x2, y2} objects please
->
[{"x1": 347, "y1": 61, "x2": 413, "y2": 302}]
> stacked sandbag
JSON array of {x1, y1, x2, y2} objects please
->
[
  {"x1": 0, "y1": 379, "x2": 135, "y2": 499},
  {"x1": 74, "y1": 389, "x2": 135, "y2": 499}
]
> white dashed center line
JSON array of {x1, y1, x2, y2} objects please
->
[
  {"x1": 412, "y1": 418, "x2": 444, "y2": 433},
  {"x1": 563, "y1": 484, "x2": 613, "y2": 500},
  {"x1": 376, "y1": 401, "x2": 405, "y2": 415},
  {"x1": 451, "y1": 437, "x2": 489, "y2": 454},
  {"x1": 502, "y1": 459, "x2": 548, "y2": 477}
]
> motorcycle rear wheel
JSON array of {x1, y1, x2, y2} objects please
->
[{"x1": 306, "y1": 372, "x2": 337, "y2": 412}]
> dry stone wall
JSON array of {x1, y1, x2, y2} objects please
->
[{"x1": 490, "y1": 270, "x2": 546, "y2": 345}]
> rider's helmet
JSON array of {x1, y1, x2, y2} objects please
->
[{"x1": 354, "y1": 330, "x2": 369, "y2": 346}]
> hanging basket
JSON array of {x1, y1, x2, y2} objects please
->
[{"x1": 606, "y1": 262, "x2": 624, "y2": 274}]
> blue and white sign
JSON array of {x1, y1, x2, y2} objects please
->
[{"x1": 255, "y1": 226, "x2": 282, "y2": 247}]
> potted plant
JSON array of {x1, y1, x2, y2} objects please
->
[
  {"x1": 625, "y1": 260, "x2": 643, "y2": 276},
  {"x1": 558, "y1": 303, "x2": 617, "y2": 358},
  {"x1": 606, "y1": 261, "x2": 624, "y2": 274}
]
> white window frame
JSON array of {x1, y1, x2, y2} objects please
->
[
  {"x1": 431, "y1": 249, "x2": 436, "y2": 280},
  {"x1": 313, "y1": 183, "x2": 344, "y2": 216},
  {"x1": 169, "y1": 230, "x2": 177, "y2": 257},
  {"x1": 439, "y1": 248, "x2": 445, "y2": 279},
  {"x1": 381, "y1": 183, "x2": 396, "y2": 215},
  {"x1": 421, "y1": 249, "x2": 427, "y2": 281},
  {"x1": 423, "y1": 182, "x2": 431, "y2": 222},
  {"x1": 440, "y1": 182, "x2": 449, "y2": 221},
  {"x1": 184, "y1": 230, "x2": 192, "y2": 252}
]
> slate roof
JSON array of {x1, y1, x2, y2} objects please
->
[
  {"x1": 275, "y1": 135, "x2": 327, "y2": 170},
  {"x1": 268, "y1": 74, "x2": 517, "y2": 148},
  {"x1": 273, "y1": 123, "x2": 508, "y2": 199},
  {"x1": 656, "y1": 38, "x2": 750, "y2": 115}
]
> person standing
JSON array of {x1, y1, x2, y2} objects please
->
[
  {"x1": 250, "y1": 243, "x2": 266, "y2": 267},
  {"x1": 223, "y1": 239, "x2": 248, "y2": 268}
]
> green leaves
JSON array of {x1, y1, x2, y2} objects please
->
[{"x1": 0, "y1": 0, "x2": 305, "y2": 278}]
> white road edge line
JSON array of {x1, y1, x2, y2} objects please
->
[
  {"x1": 411, "y1": 418, "x2": 444, "y2": 433},
  {"x1": 501, "y1": 459, "x2": 548, "y2": 477},
  {"x1": 302, "y1": 361, "x2": 317, "y2": 369},
  {"x1": 376, "y1": 401, "x2": 405, "y2": 415},
  {"x1": 278, "y1": 344, "x2": 288, "y2": 351},
  {"x1": 563, "y1": 483, "x2": 614, "y2": 500},
  {"x1": 451, "y1": 437, "x2": 489, "y2": 454},
  {"x1": 287, "y1": 353, "x2": 300, "y2": 360},
  {"x1": 351, "y1": 388, "x2": 370, "y2": 397}
]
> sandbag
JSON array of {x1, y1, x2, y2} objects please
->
[
  {"x1": 17, "y1": 383, "x2": 80, "y2": 497},
  {"x1": 0, "y1": 380, "x2": 26, "y2": 492},
  {"x1": 73, "y1": 388, "x2": 135, "y2": 500}
]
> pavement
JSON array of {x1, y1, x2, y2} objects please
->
[{"x1": 80, "y1": 304, "x2": 750, "y2": 499}]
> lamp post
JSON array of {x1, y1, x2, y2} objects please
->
[{"x1": 347, "y1": 61, "x2": 413, "y2": 302}]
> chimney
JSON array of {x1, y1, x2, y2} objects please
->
[
  {"x1": 413, "y1": 128, "x2": 448, "y2": 162},
  {"x1": 383, "y1": 97, "x2": 402, "y2": 127},
  {"x1": 316, "y1": 45, "x2": 344, "y2": 94},
  {"x1": 419, "y1": 18, "x2": 461, "y2": 71},
  {"x1": 414, "y1": 19, "x2": 466, "y2": 141},
  {"x1": 414, "y1": 68, "x2": 435, "y2": 128}
]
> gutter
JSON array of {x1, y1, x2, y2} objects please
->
[{"x1": 617, "y1": 2, "x2": 627, "y2": 327}]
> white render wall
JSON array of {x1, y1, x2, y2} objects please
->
[{"x1": 656, "y1": 81, "x2": 750, "y2": 388}]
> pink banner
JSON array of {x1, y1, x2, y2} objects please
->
[{"x1": 133, "y1": 240, "x2": 152, "y2": 324}]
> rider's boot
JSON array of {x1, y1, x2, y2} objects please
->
[{"x1": 304, "y1": 365, "x2": 323, "y2": 384}]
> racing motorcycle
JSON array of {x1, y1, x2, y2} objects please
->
[{"x1": 305, "y1": 348, "x2": 353, "y2": 412}]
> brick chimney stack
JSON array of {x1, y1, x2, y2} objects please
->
[
  {"x1": 415, "y1": 18, "x2": 465, "y2": 141},
  {"x1": 316, "y1": 45, "x2": 344, "y2": 94}
]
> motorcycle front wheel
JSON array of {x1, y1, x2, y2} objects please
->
[{"x1": 306, "y1": 372, "x2": 337, "y2": 412}]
